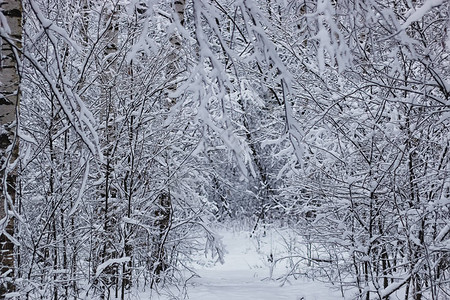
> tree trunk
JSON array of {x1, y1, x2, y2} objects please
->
[
  {"x1": 0, "y1": 0, "x2": 22, "y2": 297},
  {"x1": 151, "y1": 192, "x2": 171, "y2": 288}
]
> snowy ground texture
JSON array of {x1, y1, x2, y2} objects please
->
[{"x1": 140, "y1": 224, "x2": 345, "y2": 300}]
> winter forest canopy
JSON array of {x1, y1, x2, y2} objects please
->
[{"x1": 1, "y1": 0, "x2": 450, "y2": 299}]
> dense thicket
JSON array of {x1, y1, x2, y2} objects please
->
[{"x1": 1, "y1": 0, "x2": 449, "y2": 299}]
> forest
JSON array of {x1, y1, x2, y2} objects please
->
[{"x1": 1, "y1": 0, "x2": 449, "y2": 299}]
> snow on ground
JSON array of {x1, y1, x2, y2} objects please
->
[{"x1": 150, "y1": 225, "x2": 345, "y2": 300}]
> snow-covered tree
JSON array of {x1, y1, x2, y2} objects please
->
[
  {"x1": 0, "y1": 0, "x2": 22, "y2": 296},
  {"x1": 6, "y1": 0, "x2": 450, "y2": 299}
]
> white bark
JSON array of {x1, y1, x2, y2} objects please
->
[{"x1": 0, "y1": 0, "x2": 22, "y2": 295}]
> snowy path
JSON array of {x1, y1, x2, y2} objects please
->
[
  {"x1": 181, "y1": 229, "x2": 344, "y2": 300},
  {"x1": 188, "y1": 269, "x2": 339, "y2": 300}
]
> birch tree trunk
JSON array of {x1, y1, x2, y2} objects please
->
[
  {"x1": 96, "y1": 3, "x2": 120, "y2": 298},
  {"x1": 0, "y1": 0, "x2": 22, "y2": 296},
  {"x1": 149, "y1": 0, "x2": 186, "y2": 288}
]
